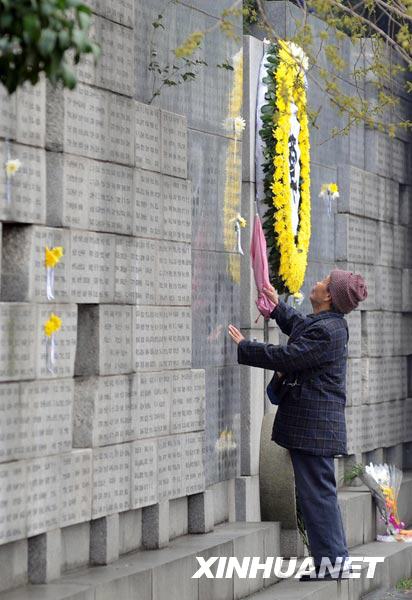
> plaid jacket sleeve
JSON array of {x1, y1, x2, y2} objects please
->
[
  {"x1": 270, "y1": 300, "x2": 305, "y2": 336},
  {"x1": 237, "y1": 322, "x2": 332, "y2": 372}
]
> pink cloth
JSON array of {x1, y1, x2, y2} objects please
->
[{"x1": 250, "y1": 213, "x2": 276, "y2": 323}]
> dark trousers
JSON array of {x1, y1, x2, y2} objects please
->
[{"x1": 289, "y1": 448, "x2": 349, "y2": 568}]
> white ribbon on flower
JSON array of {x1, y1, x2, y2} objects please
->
[
  {"x1": 46, "y1": 267, "x2": 55, "y2": 300},
  {"x1": 46, "y1": 334, "x2": 56, "y2": 374}
]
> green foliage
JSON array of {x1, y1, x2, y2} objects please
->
[
  {"x1": 396, "y1": 578, "x2": 412, "y2": 591},
  {"x1": 0, "y1": 0, "x2": 100, "y2": 94}
]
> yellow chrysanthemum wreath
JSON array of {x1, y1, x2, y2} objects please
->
[{"x1": 261, "y1": 40, "x2": 311, "y2": 295}]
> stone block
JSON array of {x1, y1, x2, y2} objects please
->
[
  {"x1": 133, "y1": 169, "x2": 163, "y2": 238},
  {"x1": 114, "y1": 236, "x2": 157, "y2": 304},
  {"x1": 337, "y1": 164, "x2": 365, "y2": 217},
  {"x1": 335, "y1": 214, "x2": 378, "y2": 264},
  {"x1": 345, "y1": 309, "x2": 361, "y2": 358},
  {"x1": 0, "y1": 460, "x2": 27, "y2": 544},
  {"x1": 94, "y1": 16, "x2": 134, "y2": 96},
  {"x1": 73, "y1": 375, "x2": 134, "y2": 447},
  {"x1": 1, "y1": 225, "x2": 70, "y2": 302},
  {"x1": 134, "y1": 306, "x2": 191, "y2": 370},
  {"x1": 0, "y1": 539, "x2": 28, "y2": 592},
  {"x1": 171, "y1": 369, "x2": 205, "y2": 434},
  {"x1": 160, "y1": 110, "x2": 187, "y2": 179},
  {"x1": 362, "y1": 311, "x2": 396, "y2": 357},
  {"x1": 87, "y1": 0, "x2": 134, "y2": 26},
  {"x1": 60, "y1": 450, "x2": 92, "y2": 528},
  {"x1": 61, "y1": 522, "x2": 90, "y2": 572},
  {"x1": 118, "y1": 509, "x2": 142, "y2": 555},
  {"x1": 135, "y1": 102, "x2": 161, "y2": 172},
  {"x1": 156, "y1": 240, "x2": 191, "y2": 305},
  {"x1": 242, "y1": 35, "x2": 264, "y2": 183},
  {"x1": 46, "y1": 83, "x2": 134, "y2": 165},
  {"x1": 377, "y1": 222, "x2": 394, "y2": 266},
  {"x1": 364, "y1": 129, "x2": 392, "y2": 179},
  {"x1": 231, "y1": 475, "x2": 261, "y2": 522},
  {"x1": 402, "y1": 269, "x2": 412, "y2": 311},
  {"x1": 403, "y1": 399, "x2": 412, "y2": 443},
  {"x1": 0, "y1": 383, "x2": 20, "y2": 463},
  {"x1": 142, "y1": 500, "x2": 169, "y2": 549},
  {"x1": 183, "y1": 431, "x2": 205, "y2": 496},
  {"x1": 399, "y1": 185, "x2": 411, "y2": 226},
  {"x1": 375, "y1": 267, "x2": 402, "y2": 311},
  {"x1": 75, "y1": 305, "x2": 133, "y2": 376},
  {"x1": 92, "y1": 443, "x2": 131, "y2": 518},
  {"x1": 169, "y1": 496, "x2": 188, "y2": 540},
  {"x1": 26, "y1": 454, "x2": 61, "y2": 536},
  {"x1": 0, "y1": 142, "x2": 46, "y2": 224},
  {"x1": 133, "y1": 371, "x2": 170, "y2": 439},
  {"x1": 90, "y1": 514, "x2": 119, "y2": 565},
  {"x1": 162, "y1": 176, "x2": 192, "y2": 243},
  {"x1": 0, "y1": 80, "x2": 46, "y2": 147},
  {"x1": 157, "y1": 435, "x2": 184, "y2": 501},
  {"x1": 0, "y1": 84, "x2": 17, "y2": 140},
  {"x1": 188, "y1": 489, "x2": 214, "y2": 534},
  {"x1": 363, "y1": 171, "x2": 385, "y2": 221},
  {"x1": 0, "y1": 303, "x2": 37, "y2": 381},
  {"x1": 346, "y1": 358, "x2": 363, "y2": 407},
  {"x1": 28, "y1": 528, "x2": 61, "y2": 584},
  {"x1": 130, "y1": 439, "x2": 157, "y2": 510},
  {"x1": 35, "y1": 303, "x2": 77, "y2": 379},
  {"x1": 70, "y1": 231, "x2": 115, "y2": 303}
]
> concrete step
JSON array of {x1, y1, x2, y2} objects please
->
[
  {"x1": 244, "y1": 538, "x2": 412, "y2": 600},
  {"x1": 0, "y1": 522, "x2": 282, "y2": 600}
]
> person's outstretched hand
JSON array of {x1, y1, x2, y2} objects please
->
[
  {"x1": 262, "y1": 282, "x2": 279, "y2": 306},
  {"x1": 227, "y1": 324, "x2": 245, "y2": 345}
]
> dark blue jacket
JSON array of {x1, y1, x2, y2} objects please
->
[{"x1": 237, "y1": 300, "x2": 349, "y2": 457}]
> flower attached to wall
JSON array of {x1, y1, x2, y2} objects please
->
[
  {"x1": 4, "y1": 156, "x2": 22, "y2": 206},
  {"x1": 215, "y1": 427, "x2": 237, "y2": 452},
  {"x1": 45, "y1": 246, "x2": 64, "y2": 300},
  {"x1": 44, "y1": 312, "x2": 62, "y2": 374},
  {"x1": 319, "y1": 182, "x2": 339, "y2": 216},
  {"x1": 5, "y1": 158, "x2": 22, "y2": 177}
]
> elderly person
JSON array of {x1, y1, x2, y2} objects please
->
[{"x1": 228, "y1": 269, "x2": 367, "y2": 581}]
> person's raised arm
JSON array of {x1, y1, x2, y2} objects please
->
[{"x1": 263, "y1": 283, "x2": 305, "y2": 336}]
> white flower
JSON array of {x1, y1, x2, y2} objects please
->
[
  {"x1": 319, "y1": 182, "x2": 340, "y2": 199},
  {"x1": 286, "y1": 41, "x2": 309, "y2": 71},
  {"x1": 233, "y1": 116, "x2": 246, "y2": 136},
  {"x1": 5, "y1": 158, "x2": 22, "y2": 177}
]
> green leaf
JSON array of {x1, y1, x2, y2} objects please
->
[
  {"x1": 77, "y1": 11, "x2": 90, "y2": 30},
  {"x1": 61, "y1": 61, "x2": 77, "y2": 88},
  {"x1": 38, "y1": 29, "x2": 57, "y2": 56},
  {"x1": 23, "y1": 14, "x2": 41, "y2": 38}
]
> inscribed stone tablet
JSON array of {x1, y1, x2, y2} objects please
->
[
  {"x1": 337, "y1": 165, "x2": 364, "y2": 216},
  {"x1": 157, "y1": 241, "x2": 191, "y2": 305},
  {"x1": 0, "y1": 85, "x2": 17, "y2": 140},
  {"x1": 134, "y1": 169, "x2": 163, "y2": 238},
  {"x1": 35, "y1": 304, "x2": 78, "y2": 379},
  {"x1": 70, "y1": 231, "x2": 115, "y2": 302},
  {"x1": 162, "y1": 176, "x2": 191, "y2": 242},
  {"x1": 335, "y1": 214, "x2": 364, "y2": 263},
  {"x1": 96, "y1": 18, "x2": 134, "y2": 96},
  {"x1": 60, "y1": 450, "x2": 92, "y2": 527},
  {"x1": 99, "y1": 306, "x2": 133, "y2": 375},
  {"x1": 18, "y1": 379, "x2": 73, "y2": 459},
  {"x1": 63, "y1": 84, "x2": 108, "y2": 160},
  {"x1": 47, "y1": 153, "x2": 89, "y2": 229},
  {"x1": 364, "y1": 130, "x2": 391, "y2": 178},
  {"x1": 346, "y1": 359, "x2": 362, "y2": 407},
  {"x1": 92, "y1": 443, "x2": 131, "y2": 518},
  {"x1": 344, "y1": 310, "x2": 361, "y2": 358},
  {"x1": 171, "y1": 370, "x2": 205, "y2": 433},
  {"x1": 88, "y1": 162, "x2": 133, "y2": 234},
  {"x1": 0, "y1": 384, "x2": 20, "y2": 464},
  {"x1": 392, "y1": 138, "x2": 406, "y2": 184},
  {"x1": 16, "y1": 79, "x2": 46, "y2": 147},
  {"x1": 0, "y1": 461, "x2": 27, "y2": 544},
  {"x1": 183, "y1": 431, "x2": 205, "y2": 495},
  {"x1": 26, "y1": 455, "x2": 60, "y2": 536},
  {"x1": 0, "y1": 142, "x2": 46, "y2": 224},
  {"x1": 130, "y1": 440, "x2": 157, "y2": 509},
  {"x1": 363, "y1": 172, "x2": 379, "y2": 220},
  {"x1": 134, "y1": 306, "x2": 159, "y2": 371},
  {"x1": 161, "y1": 111, "x2": 187, "y2": 179},
  {"x1": 87, "y1": 0, "x2": 134, "y2": 27},
  {"x1": 364, "y1": 219, "x2": 378, "y2": 264},
  {"x1": 108, "y1": 94, "x2": 134, "y2": 165},
  {"x1": 1, "y1": 225, "x2": 70, "y2": 303},
  {"x1": 114, "y1": 236, "x2": 157, "y2": 304},
  {"x1": 134, "y1": 371, "x2": 170, "y2": 439},
  {"x1": 157, "y1": 435, "x2": 183, "y2": 501},
  {"x1": 0, "y1": 303, "x2": 36, "y2": 381},
  {"x1": 135, "y1": 102, "x2": 161, "y2": 172},
  {"x1": 377, "y1": 222, "x2": 394, "y2": 266},
  {"x1": 393, "y1": 225, "x2": 406, "y2": 269}
]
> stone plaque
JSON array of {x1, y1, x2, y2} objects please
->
[
  {"x1": 162, "y1": 176, "x2": 191, "y2": 242},
  {"x1": 335, "y1": 214, "x2": 364, "y2": 263},
  {"x1": 87, "y1": 0, "x2": 134, "y2": 27},
  {"x1": 36, "y1": 304, "x2": 78, "y2": 379},
  {"x1": 157, "y1": 435, "x2": 183, "y2": 501},
  {"x1": 157, "y1": 241, "x2": 191, "y2": 305},
  {"x1": 70, "y1": 231, "x2": 115, "y2": 302},
  {"x1": 346, "y1": 359, "x2": 362, "y2": 407},
  {"x1": 100, "y1": 306, "x2": 133, "y2": 375},
  {"x1": 0, "y1": 85, "x2": 17, "y2": 140},
  {"x1": 161, "y1": 110, "x2": 187, "y2": 179},
  {"x1": 92, "y1": 443, "x2": 131, "y2": 518},
  {"x1": 130, "y1": 440, "x2": 158, "y2": 509},
  {"x1": 0, "y1": 142, "x2": 46, "y2": 224},
  {"x1": 1, "y1": 225, "x2": 70, "y2": 303},
  {"x1": 18, "y1": 378, "x2": 73, "y2": 459},
  {"x1": 16, "y1": 79, "x2": 46, "y2": 147},
  {"x1": 108, "y1": 94, "x2": 135, "y2": 165},
  {"x1": 134, "y1": 169, "x2": 163, "y2": 238},
  {"x1": 135, "y1": 102, "x2": 161, "y2": 172},
  {"x1": 337, "y1": 165, "x2": 364, "y2": 217},
  {"x1": 345, "y1": 309, "x2": 361, "y2": 358},
  {"x1": 88, "y1": 162, "x2": 133, "y2": 235},
  {"x1": 0, "y1": 303, "x2": 36, "y2": 381},
  {"x1": 134, "y1": 371, "x2": 170, "y2": 439},
  {"x1": 60, "y1": 450, "x2": 92, "y2": 527},
  {"x1": 114, "y1": 236, "x2": 157, "y2": 304},
  {"x1": 364, "y1": 218, "x2": 378, "y2": 264},
  {"x1": 47, "y1": 153, "x2": 89, "y2": 229},
  {"x1": 377, "y1": 222, "x2": 394, "y2": 267},
  {"x1": 183, "y1": 431, "x2": 205, "y2": 495},
  {"x1": 393, "y1": 225, "x2": 406, "y2": 269},
  {"x1": 171, "y1": 369, "x2": 205, "y2": 433},
  {"x1": 0, "y1": 461, "x2": 27, "y2": 544},
  {"x1": 96, "y1": 18, "x2": 134, "y2": 96},
  {"x1": 0, "y1": 383, "x2": 20, "y2": 463},
  {"x1": 26, "y1": 455, "x2": 60, "y2": 536}
]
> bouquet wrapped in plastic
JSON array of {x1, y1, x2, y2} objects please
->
[{"x1": 347, "y1": 462, "x2": 412, "y2": 542}]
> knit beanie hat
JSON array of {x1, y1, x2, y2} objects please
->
[{"x1": 328, "y1": 269, "x2": 368, "y2": 314}]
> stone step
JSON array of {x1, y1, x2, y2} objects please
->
[
  {"x1": 244, "y1": 539, "x2": 412, "y2": 600},
  {"x1": 0, "y1": 522, "x2": 282, "y2": 600}
]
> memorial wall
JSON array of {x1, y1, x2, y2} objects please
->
[{"x1": 0, "y1": 0, "x2": 245, "y2": 590}]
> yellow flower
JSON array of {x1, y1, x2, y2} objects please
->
[
  {"x1": 329, "y1": 183, "x2": 339, "y2": 195},
  {"x1": 174, "y1": 31, "x2": 204, "y2": 58},
  {"x1": 44, "y1": 313, "x2": 62, "y2": 337},
  {"x1": 5, "y1": 159, "x2": 22, "y2": 177},
  {"x1": 45, "y1": 246, "x2": 64, "y2": 268}
]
